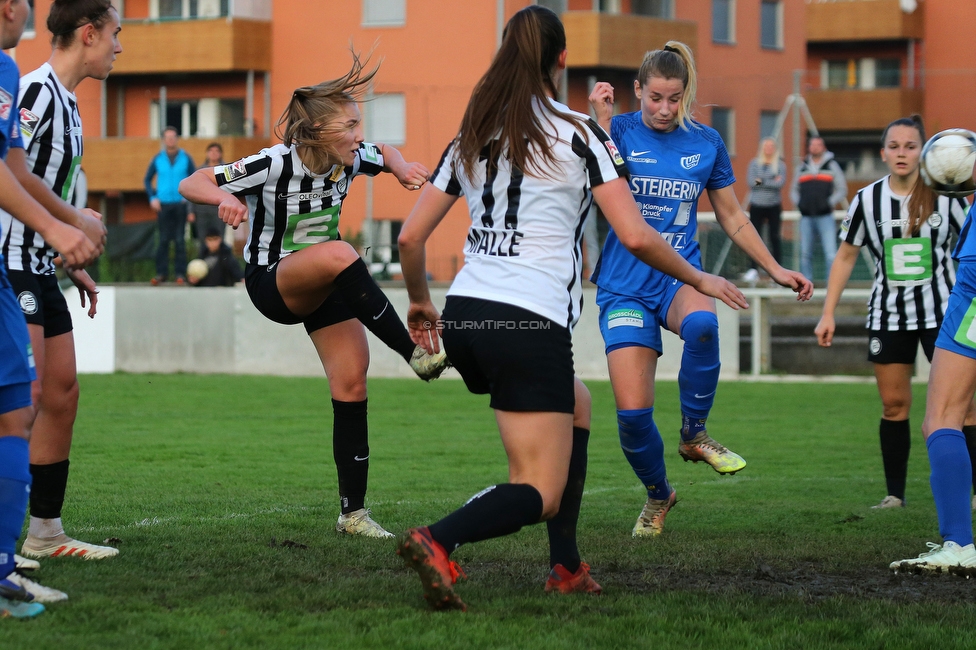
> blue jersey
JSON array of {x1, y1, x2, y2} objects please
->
[
  {"x1": 0, "y1": 50, "x2": 34, "y2": 390},
  {"x1": 954, "y1": 202, "x2": 976, "y2": 263},
  {"x1": 591, "y1": 113, "x2": 734, "y2": 297}
]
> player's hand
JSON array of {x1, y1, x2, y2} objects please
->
[
  {"x1": 407, "y1": 300, "x2": 441, "y2": 354},
  {"x1": 588, "y1": 82, "x2": 615, "y2": 125},
  {"x1": 814, "y1": 314, "x2": 835, "y2": 347},
  {"x1": 394, "y1": 161, "x2": 430, "y2": 191},
  {"x1": 77, "y1": 208, "x2": 107, "y2": 254},
  {"x1": 66, "y1": 267, "x2": 98, "y2": 318},
  {"x1": 696, "y1": 272, "x2": 749, "y2": 311},
  {"x1": 217, "y1": 195, "x2": 248, "y2": 229},
  {"x1": 769, "y1": 266, "x2": 814, "y2": 301},
  {"x1": 46, "y1": 221, "x2": 99, "y2": 268},
  {"x1": 150, "y1": 198, "x2": 162, "y2": 212}
]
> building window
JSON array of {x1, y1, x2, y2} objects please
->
[
  {"x1": 537, "y1": 0, "x2": 567, "y2": 14},
  {"x1": 760, "y1": 110, "x2": 780, "y2": 140},
  {"x1": 712, "y1": 107, "x2": 735, "y2": 155},
  {"x1": 22, "y1": 3, "x2": 34, "y2": 39},
  {"x1": 152, "y1": 0, "x2": 230, "y2": 19},
  {"x1": 150, "y1": 98, "x2": 245, "y2": 138},
  {"x1": 363, "y1": 0, "x2": 405, "y2": 27},
  {"x1": 712, "y1": 0, "x2": 735, "y2": 44},
  {"x1": 631, "y1": 0, "x2": 673, "y2": 18},
  {"x1": 760, "y1": 1, "x2": 782, "y2": 50},
  {"x1": 824, "y1": 59, "x2": 859, "y2": 90},
  {"x1": 875, "y1": 59, "x2": 901, "y2": 88},
  {"x1": 366, "y1": 94, "x2": 406, "y2": 146}
]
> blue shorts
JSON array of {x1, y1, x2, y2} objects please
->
[
  {"x1": 936, "y1": 261, "x2": 976, "y2": 360},
  {"x1": 0, "y1": 381, "x2": 31, "y2": 415},
  {"x1": 596, "y1": 280, "x2": 685, "y2": 356},
  {"x1": 0, "y1": 272, "x2": 35, "y2": 389}
]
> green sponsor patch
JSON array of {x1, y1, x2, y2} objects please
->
[
  {"x1": 953, "y1": 297, "x2": 976, "y2": 350},
  {"x1": 607, "y1": 308, "x2": 644, "y2": 329},
  {"x1": 884, "y1": 237, "x2": 932, "y2": 287},
  {"x1": 282, "y1": 205, "x2": 341, "y2": 251}
]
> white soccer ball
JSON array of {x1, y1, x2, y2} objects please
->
[
  {"x1": 186, "y1": 258, "x2": 209, "y2": 282},
  {"x1": 920, "y1": 129, "x2": 976, "y2": 198}
]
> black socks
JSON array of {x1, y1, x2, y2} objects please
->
[
  {"x1": 428, "y1": 483, "x2": 544, "y2": 554},
  {"x1": 333, "y1": 399, "x2": 369, "y2": 515},
  {"x1": 879, "y1": 418, "x2": 910, "y2": 500},
  {"x1": 546, "y1": 427, "x2": 589, "y2": 573},
  {"x1": 29, "y1": 459, "x2": 69, "y2": 519},
  {"x1": 332, "y1": 258, "x2": 416, "y2": 361}
]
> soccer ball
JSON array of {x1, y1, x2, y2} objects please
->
[
  {"x1": 186, "y1": 258, "x2": 209, "y2": 282},
  {"x1": 920, "y1": 129, "x2": 976, "y2": 198}
]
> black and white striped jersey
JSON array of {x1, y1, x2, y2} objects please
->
[
  {"x1": 841, "y1": 175, "x2": 968, "y2": 330},
  {"x1": 430, "y1": 98, "x2": 627, "y2": 330},
  {"x1": 0, "y1": 63, "x2": 83, "y2": 275},
  {"x1": 213, "y1": 142, "x2": 384, "y2": 266}
]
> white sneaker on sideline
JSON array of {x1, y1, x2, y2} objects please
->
[
  {"x1": 889, "y1": 540, "x2": 976, "y2": 573},
  {"x1": 336, "y1": 508, "x2": 395, "y2": 539},
  {"x1": 4, "y1": 571, "x2": 67, "y2": 603},
  {"x1": 20, "y1": 533, "x2": 118, "y2": 560},
  {"x1": 14, "y1": 554, "x2": 39, "y2": 571},
  {"x1": 871, "y1": 495, "x2": 905, "y2": 509},
  {"x1": 740, "y1": 268, "x2": 760, "y2": 285}
]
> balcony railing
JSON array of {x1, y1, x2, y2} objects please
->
[
  {"x1": 563, "y1": 11, "x2": 697, "y2": 69},
  {"x1": 806, "y1": 0, "x2": 924, "y2": 42},
  {"x1": 805, "y1": 87, "x2": 923, "y2": 131}
]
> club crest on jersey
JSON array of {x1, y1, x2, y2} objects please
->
[
  {"x1": 18, "y1": 291, "x2": 38, "y2": 315},
  {"x1": 605, "y1": 140, "x2": 625, "y2": 166},
  {"x1": 223, "y1": 160, "x2": 247, "y2": 182},
  {"x1": 927, "y1": 212, "x2": 943, "y2": 228},
  {"x1": 19, "y1": 108, "x2": 39, "y2": 139},
  {"x1": 680, "y1": 154, "x2": 701, "y2": 170},
  {"x1": 0, "y1": 87, "x2": 12, "y2": 121},
  {"x1": 335, "y1": 177, "x2": 348, "y2": 195}
]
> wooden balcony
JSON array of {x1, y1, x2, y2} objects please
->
[
  {"x1": 563, "y1": 11, "x2": 697, "y2": 69},
  {"x1": 806, "y1": 0, "x2": 923, "y2": 42},
  {"x1": 805, "y1": 88, "x2": 923, "y2": 131},
  {"x1": 112, "y1": 19, "x2": 271, "y2": 74},
  {"x1": 83, "y1": 137, "x2": 271, "y2": 193}
]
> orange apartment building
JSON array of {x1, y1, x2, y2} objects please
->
[
  {"x1": 805, "y1": 0, "x2": 976, "y2": 198},
  {"x1": 11, "y1": 0, "x2": 803, "y2": 280}
]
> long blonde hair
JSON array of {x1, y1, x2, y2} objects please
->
[
  {"x1": 636, "y1": 41, "x2": 698, "y2": 131},
  {"x1": 275, "y1": 50, "x2": 379, "y2": 175},
  {"x1": 757, "y1": 137, "x2": 780, "y2": 175}
]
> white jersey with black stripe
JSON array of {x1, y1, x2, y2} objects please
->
[
  {"x1": 0, "y1": 63, "x2": 83, "y2": 275},
  {"x1": 430, "y1": 98, "x2": 628, "y2": 331},
  {"x1": 214, "y1": 142, "x2": 385, "y2": 266},
  {"x1": 841, "y1": 175, "x2": 967, "y2": 330}
]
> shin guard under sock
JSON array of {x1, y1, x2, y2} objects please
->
[
  {"x1": 927, "y1": 428, "x2": 974, "y2": 547},
  {"x1": 617, "y1": 408, "x2": 671, "y2": 500},
  {"x1": 879, "y1": 418, "x2": 911, "y2": 501},
  {"x1": 333, "y1": 399, "x2": 369, "y2": 514},
  {"x1": 332, "y1": 258, "x2": 416, "y2": 360},
  {"x1": 677, "y1": 312, "x2": 720, "y2": 441},
  {"x1": 428, "y1": 483, "x2": 544, "y2": 554},
  {"x1": 546, "y1": 427, "x2": 589, "y2": 572}
]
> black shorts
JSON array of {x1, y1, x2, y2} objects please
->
[
  {"x1": 867, "y1": 328, "x2": 939, "y2": 364},
  {"x1": 441, "y1": 296, "x2": 575, "y2": 413},
  {"x1": 7, "y1": 270, "x2": 72, "y2": 338},
  {"x1": 244, "y1": 263, "x2": 355, "y2": 334}
]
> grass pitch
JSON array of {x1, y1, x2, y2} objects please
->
[{"x1": 6, "y1": 374, "x2": 976, "y2": 649}]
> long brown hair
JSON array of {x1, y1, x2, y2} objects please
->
[
  {"x1": 455, "y1": 5, "x2": 584, "y2": 182},
  {"x1": 275, "y1": 50, "x2": 378, "y2": 175},
  {"x1": 884, "y1": 114, "x2": 934, "y2": 236},
  {"x1": 636, "y1": 41, "x2": 698, "y2": 131}
]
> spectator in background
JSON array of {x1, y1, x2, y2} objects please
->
[
  {"x1": 189, "y1": 142, "x2": 224, "y2": 251},
  {"x1": 742, "y1": 137, "x2": 786, "y2": 284},
  {"x1": 188, "y1": 227, "x2": 243, "y2": 287},
  {"x1": 790, "y1": 135, "x2": 847, "y2": 284},
  {"x1": 145, "y1": 126, "x2": 195, "y2": 285}
]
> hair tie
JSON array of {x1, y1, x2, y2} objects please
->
[{"x1": 663, "y1": 45, "x2": 679, "y2": 54}]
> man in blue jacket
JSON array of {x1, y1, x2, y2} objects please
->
[{"x1": 145, "y1": 126, "x2": 195, "y2": 284}]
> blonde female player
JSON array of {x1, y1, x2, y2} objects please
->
[
  {"x1": 0, "y1": 0, "x2": 119, "y2": 565},
  {"x1": 816, "y1": 115, "x2": 975, "y2": 509},
  {"x1": 396, "y1": 6, "x2": 747, "y2": 611},
  {"x1": 588, "y1": 43, "x2": 812, "y2": 537},
  {"x1": 179, "y1": 54, "x2": 448, "y2": 539}
]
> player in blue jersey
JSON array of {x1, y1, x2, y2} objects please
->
[
  {"x1": 0, "y1": 0, "x2": 101, "y2": 619},
  {"x1": 890, "y1": 151, "x2": 976, "y2": 573},
  {"x1": 589, "y1": 42, "x2": 812, "y2": 537}
]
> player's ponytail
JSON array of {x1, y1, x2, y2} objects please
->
[
  {"x1": 637, "y1": 41, "x2": 698, "y2": 131},
  {"x1": 888, "y1": 114, "x2": 935, "y2": 236},
  {"x1": 48, "y1": 0, "x2": 114, "y2": 48},
  {"x1": 455, "y1": 5, "x2": 585, "y2": 183},
  {"x1": 275, "y1": 50, "x2": 379, "y2": 175}
]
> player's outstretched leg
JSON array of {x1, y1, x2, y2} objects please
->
[
  {"x1": 676, "y1": 311, "x2": 745, "y2": 475},
  {"x1": 617, "y1": 407, "x2": 676, "y2": 537}
]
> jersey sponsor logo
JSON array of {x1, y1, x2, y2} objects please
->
[
  {"x1": 680, "y1": 154, "x2": 701, "y2": 170},
  {"x1": 222, "y1": 160, "x2": 247, "y2": 182},
  {"x1": 954, "y1": 298, "x2": 976, "y2": 350},
  {"x1": 928, "y1": 212, "x2": 943, "y2": 228},
  {"x1": 607, "y1": 308, "x2": 643, "y2": 329},
  {"x1": 277, "y1": 191, "x2": 328, "y2": 202},
  {"x1": 630, "y1": 149, "x2": 652, "y2": 157},
  {"x1": 19, "y1": 108, "x2": 39, "y2": 140},
  {"x1": 869, "y1": 337, "x2": 882, "y2": 356},
  {"x1": 630, "y1": 176, "x2": 702, "y2": 201},
  {"x1": 329, "y1": 165, "x2": 344, "y2": 182},
  {"x1": 465, "y1": 226, "x2": 523, "y2": 257},
  {"x1": 17, "y1": 291, "x2": 38, "y2": 315},
  {"x1": 640, "y1": 202, "x2": 672, "y2": 220},
  {"x1": 627, "y1": 150, "x2": 658, "y2": 164},
  {"x1": 282, "y1": 205, "x2": 341, "y2": 250},
  {"x1": 64, "y1": 125, "x2": 83, "y2": 136},
  {"x1": 884, "y1": 237, "x2": 932, "y2": 287},
  {"x1": 26, "y1": 343, "x2": 34, "y2": 369},
  {"x1": 362, "y1": 143, "x2": 380, "y2": 164},
  {"x1": 840, "y1": 212, "x2": 852, "y2": 235},
  {"x1": 661, "y1": 232, "x2": 688, "y2": 250},
  {"x1": 604, "y1": 139, "x2": 625, "y2": 166},
  {"x1": 0, "y1": 87, "x2": 12, "y2": 121}
]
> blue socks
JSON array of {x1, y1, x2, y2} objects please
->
[
  {"x1": 618, "y1": 408, "x2": 671, "y2": 500},
  {"x1": 0, "y1": 436, "x2": 31, "y2": 578},
  {"x1": 927, "y1": 428, "x2": 974, "y2": 547},
  {"x1": 678, "y1": 312, "x2": 720, "y2": 442}
]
